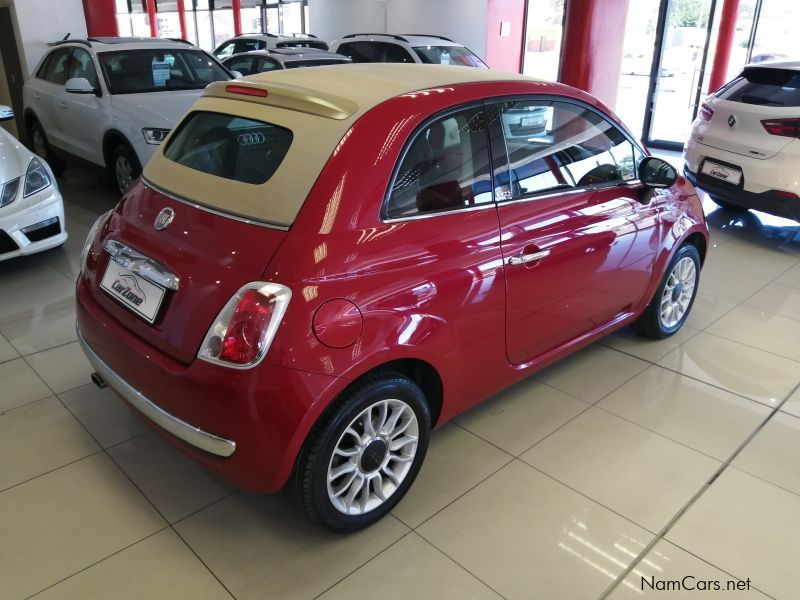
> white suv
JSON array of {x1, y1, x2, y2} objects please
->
[
  {"x1": 329, "y1": 34, "x2": 487, "y2": 68},
  {"x1": 684, "y1": 61, "x2": 800, "y2": 221},
  {"x1": 23, "y1": 37, "x2": 233, "y2": 194},
  {"x1": 213, "y1": 33, "x2": 329, "y2": 59}
]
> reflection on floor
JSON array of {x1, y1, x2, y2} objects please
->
[{"x1": 1, "y1": 165, "x2": 799, "y2": 599}]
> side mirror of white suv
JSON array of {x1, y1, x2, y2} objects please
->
[
  {"x1": 0, "y1": 105, "x2": 13, "y2": 121},
  {"x1": 65, "y1": 77, "x2": 98, "y2": 96}
]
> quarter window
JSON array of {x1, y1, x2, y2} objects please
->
[
  {"x1": 386, "y1": 106, "x2": 493, "y2": 219},
  {"x1": 42, "y1": 49, "x2": 72, "y2": 85},
  {"x1": 488, "y1": 100, "x2": 639, "y2": 200}
]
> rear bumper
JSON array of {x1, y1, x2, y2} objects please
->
[
  {"x1": 78, "y1": 326, "x2": 236, "y2": 458},
  {"x1": 684, "y1": 168, "x2": 800, "y2": 220},
  {"x1": 76, "y1": 276, "x2": 347, "y2": 492}
]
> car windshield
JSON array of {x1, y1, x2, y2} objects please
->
[
  {"x1": 98, "y1": 49, "x2": 230, "y2": 94},
  {"x1": 412, "y1": 45, "x2": 487, "y2": 68}
]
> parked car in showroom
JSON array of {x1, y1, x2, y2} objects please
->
[
  {"x1": 213, "y1": 33, "x2": 329, "y2": 59},
  {"x1": 22, "y1": 37, "x2": 234, "y2": 195},
  {"x1": 330, "y1": 33, "x2": 488, "y2": 67},
  {"x1": 77, "y1": 64, "x2": 708, "y2": 532},
  {"x1": 221, "y1": 48, "x2": 351, "y2": 75},
  {"x1": 0, "y1": 105, "x2": 67, "y2": 261},
  {"x1": 684, "y1": 61, "x2": 800, "y2": 221}
]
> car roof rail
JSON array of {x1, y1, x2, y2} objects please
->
[
  {"x1": 51, "y1": 37, "x2": 92, "y2": 48},
  {"x1": 165, "y1": 37, "x2": 194, "y2": 45},
  {"x1": 401, "y1": 34, "x2": 455, "y2": 42},
  {"x1": 341, "y1": 33, "x2": 409, "y2": 42}
]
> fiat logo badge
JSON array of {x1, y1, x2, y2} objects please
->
[
  {"x1": 154, "y1": 207, "x2": 175, "y2": 231},
  {"x1": 728, "y1": 114, "x2": 737, "y2": 127}
]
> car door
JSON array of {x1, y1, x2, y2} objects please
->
[
  {"x1": 28, "y1": 47, "x2": 72, "y2": 148},
  {"x1": 487, "y1": 98, "x2": 659, "y2": 365},
  {"x1": 55, "y1": 47, "x2": 105, "y2": 163}
]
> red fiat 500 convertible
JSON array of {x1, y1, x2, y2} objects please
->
[{"x1": 77, "y1": 64, "x2": 708, "y2": 531}]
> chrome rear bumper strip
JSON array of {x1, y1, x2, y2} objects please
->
[{"x1": 77, "y1": 326, "x2": 236, "y2": 458}]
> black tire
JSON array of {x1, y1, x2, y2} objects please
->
[
  {"x1": 109, "y1": 143, "x2": 142, "y2": 195},
  {"x1": 294, "y1": 372, "x2": 431, "y2": 532},
  {"x1": 28, "y1": 119, "x2": 65, "y2": 176},
  {"x1": 710, "y1": 195, "x2": 749, "y2": 213},
  {"x1": 633, "y1": 243, "x2": 701, "y2": 339}
]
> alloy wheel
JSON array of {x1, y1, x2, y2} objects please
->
[
  {"x1": 115, "y1": 155, "x2": 134, "y2": 193},
  {"x1": 659, "y1": 256, "x2": 697, "y2": 329}
]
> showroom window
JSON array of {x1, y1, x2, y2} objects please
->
[
  {"x1": 114, "y1": 0, "x2": 309, "y2": 52},
  {"x1": 521, "y1": 0, "x2": 565, "y2": 80},
  {"x1": 386, "y1": 106, "x2": 493, "y2": 219},
  {"x1": 487, "y1": 100, "x2": 639, "y2": 200}
]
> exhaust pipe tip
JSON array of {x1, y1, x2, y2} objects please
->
[{"x1": 91, "y1": 372, "x2": 107, "y2": 389}]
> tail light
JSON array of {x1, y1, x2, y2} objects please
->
[
  {"x1": 761, "y1": 118, "x2": 800, "y2": 138},
  {"x1": 199, "y1": 282, "x2": 291, "y2": 369},
  {"x1": 699, "y1": 102, "x2": 714, "y2": 121}
]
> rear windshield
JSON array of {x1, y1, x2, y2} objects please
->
[
  {"x1": 164, "y1": 111, "x2": 293, "y2": 185},
  {"x1": 277, "y1": 41, "x2": 329, "y2": 51},
  {"x1": 718, "y1": 67, "x2": 800, "y2": 107},
  {"x1": 412, "y1": 46, "x2": 488, "y2": 68},
  {"x1": 98, "y1": 49, "x2": 230, "y2": 94},
  {"x1": 284, "y1": 59, "x2": 350, "y2": 69}
]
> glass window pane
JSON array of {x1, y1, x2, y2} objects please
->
[
  {"x1": 212, "y1": 9, "x2": 235, "y2": 47},
  {"x1": 130, "y1": 12, "x2": 151, "y2": 36},
  {"x1": 68, "y1": 48, "x2": 99, "y2": 88},
  {"x1": 156, "y1": 12, "x2": 182, "y2": 38},
  {"x1": 387, "y1": 107, "x2": 493, "y2": 218},
  {"x1": 117, "y1": 14, "x2": 134, "y2": 37},
  {"x1": 195, "y1": 10, "x2": 215, "y2": 51},
  {"x1": 489, "y1": 101, "x2": 636, "y2": 200},
  {"x1": 522, "y1": 0, "x2": 564, "y2": 80},
  {"x1": 751, "y1": 0, "x2": 800, "y2": 62},
  {"x1": 241, "y1": 7, "x2": 263, "y2": 33}
]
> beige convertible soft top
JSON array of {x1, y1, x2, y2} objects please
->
[{"x1": 143, "y1": 64, "x2": 533, "y2": 226}]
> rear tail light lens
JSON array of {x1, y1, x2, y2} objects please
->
[
  {"x1": 699, "y1": 102, "x2": 714, "y2": 121},
  {"x1": 761, "y1": 118, "x2": 800, "y2": 138},
  {"x1": 199, "y1": 282, "x2": 291, "y2": 369}
]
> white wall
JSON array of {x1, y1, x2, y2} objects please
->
[
  {"x1": 4, "y1": 0, "x2": 87, "y2": 76},
  {"x1": 308, "y1": 0, "x2": 387, "y2": 43},
  {"x1": 386, "y1": 0, "x2": 487, "y2": 58},
  {"x1": 308, "y1": 0, "x2": 487, "y2": 58}
]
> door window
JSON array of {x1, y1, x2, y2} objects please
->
[
  {"x1": 386, "y1": 106, "x2": 493, "y2": 219},
  {"x1": 68, "y1": 48, "x2": 100, "y2": 89},
  {"x1": 42, "y1": 48, "x2": 72, "y2": 85},
  {"x1": 487, "y1": 100, "x2": 641, "y2": 200},
  {"x1": 215, "y1": 41, "x2": 237, "y2": 59},
  {"x1": 255, "y1": 58, "x2": 282, "y2": 72},
  {"x1": 226, "y1": 56, "x2": 256, "y2": 75},
  {"x1": 234, "y1": 39, "x2": 264, "y2": 54}
]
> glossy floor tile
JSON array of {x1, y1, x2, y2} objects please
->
[
  {"x1": 599, "y1": 366, "x2": 771, "y2": 460},
  {"x1": 453, "y1": 379, "x2": 589, "y2": 456},
  {"x1": 667, "y1": 468, "x2": 800, "y2": 600},
  {"x1": 3, "y1": 167, "x2": 800, "y2": 599},
  {"x1": 418, "y1": 460, "x2": 655, "y2": 599},
  {"x1": 319, "y1": 532, "x2": 503, "y2": 600},
  {"x1": 658, "y1": 331, "x2": 800, "y2": 408},
  {"x1": 175, "y1": 493, "x2": 409, "y2": 600},
  {"x1": 535, "y1": 344, "x2": 650, "y2": 404},
  {"x1": 520, "y1": 408, "x2": 720, "y2": 532},
  {"x1": 32, "y1": 529, "x2": 231, "y2": 600}
]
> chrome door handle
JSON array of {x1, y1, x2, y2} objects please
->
[
  {"x1": 58, "y1": 101, "x2": 67, "y2": 109},
  {"x1": 33, "y1": 93, "x2": 41, "y2": 100},
  {"x1": 507, "y1": 249, "x2": 550, "y2": 266}
]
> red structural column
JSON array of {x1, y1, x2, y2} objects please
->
[
  {"x1": 559, "y1": 0, "x2": 631, "y2": 109},
  {"x1": 146, "y1": 0, "x2": 158, "y2": 37},
  {"x1": 177, "y1": 0, "x2": 189, "y2": 41},
  {"x1": 708, "y1": 0, "x2": 740, "y2": 92},
  {"x1": 485, "y1": 0, "x2": 526, "y2": 72},
  {"x1": 232, "y1": 0, "x2": 242, "y2": 35},
  {"x1": 82, "y1": 0, "x2": 119, "y2": 37}
]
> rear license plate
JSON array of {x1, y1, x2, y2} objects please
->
[
  {"x1": 101, "y1": 260, "x2": 166, "y2": 323},
  {"x1": 701, "y1": 160, "x2": 743, "y2": 186}
]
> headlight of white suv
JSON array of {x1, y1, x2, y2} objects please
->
[
  {"x1": 23, "y1": 158, "x2": 52, "y2": 197},
  {"x1": 0, "y1": 177, "x2": 20, "y2": 208},
  {"x1": 142, "y1": 128, "x2": 171, "y2": 145}
]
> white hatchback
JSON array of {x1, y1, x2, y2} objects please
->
[
  {"x1": 684, "y1": 61, "x2": 800, "y2": 221},
  {"x1": 22, "y1": 37, "x2": 233, "y2": 195},
  {"x1": 0, "y1": 106, "x2": 66, "y2": 261}
]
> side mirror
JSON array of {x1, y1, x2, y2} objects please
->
[
  {"x1": 638, "y1": 156, "x2": 677, "y2": 204},
  {"x1": 231, "y1": 70, "x2": 244, "y2": 80},
  {"x1": 0, "y1": 105, "x2": 13, "y2": 122},
  {"x1": 65, "y1": 77, "x2": 98, "y2": 95}
]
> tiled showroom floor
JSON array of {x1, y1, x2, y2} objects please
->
[{"x1": 1, "y1": 165, "x2": 799, "y2": 600}]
